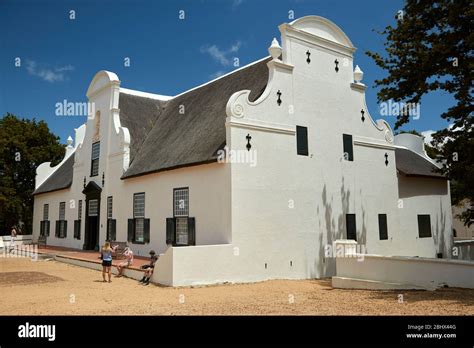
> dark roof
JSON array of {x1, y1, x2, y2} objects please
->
[
  {"x1": 395, "y1": 148, "x2": 446, "y2": 179},
  {"x1": 121, "y1": 57, "x2": 270, "y2": 178},
  {"x1": 118, "y1": 93, "x2": 165, "y2": 163},
  {"x1": 34, "y1": 154, "x2": 75, "y2": 195}
]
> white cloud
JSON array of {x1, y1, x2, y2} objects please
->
[
  {"x1": 232, "y1": 0, "x2": 244, "y2": 9},
  {"x1": 421, "y1": 130, "x2": 435, "y2": 145},
  {"x1": 26, "y1": 60, "x2": 74, "y2": 83},
  {"x1": 200, "y1": 41, "x2": 242, "y2": 66},
  {"x1": 209, "y1": 71, "x2": 225, "y2": 79}
]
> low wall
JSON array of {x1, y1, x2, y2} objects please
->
[
  {"x1": 55, "y1": 255, "x2": 144, "y2": 281},
  {"x1": 335, "y1": 254, "x2": 474, "y2": 289},
  {"x1": 153, "y1": 244, "x2": 236, "y2": 286},
  {"x1": 454, "y1": 240, "x2": 474, "y2": 261}
]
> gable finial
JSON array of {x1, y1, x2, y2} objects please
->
[{"x1": 268, "y1": 38, "x2": 282, "y2": 60}]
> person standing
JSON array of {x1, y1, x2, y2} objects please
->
[
  {"x1": 10, "y1": 226, "x2": 17, "y2": 252},
  {"x1": 100, "y1": 242, "x2": 114, "y2": 283}
]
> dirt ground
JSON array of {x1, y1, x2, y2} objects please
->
[{"x1": 0, "y1": 257, "x2": 473, "y2": 315}]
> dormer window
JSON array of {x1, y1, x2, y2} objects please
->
[{"x1": 91, "y1": 142, "x2": 100, "y2": 177}]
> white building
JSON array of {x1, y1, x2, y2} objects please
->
[{"x1": 33, "y1": 16, "x2": 453, "y2": 286}]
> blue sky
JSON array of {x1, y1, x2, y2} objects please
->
[{"x1": 0, "y1": 0, "x2": 454, "y2": 144}]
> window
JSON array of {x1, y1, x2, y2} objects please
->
[
  {"x1": 59, "y1": 202, "x2": 65, "y2": 220},
  {"x1": 74, "y1": 200, "x2": 82, "y2": 240},
  {"x1": 106, "y1": 196, "x2": 116, "y2": 241},
  {"x1": 107, "y1": 196, "x2": 113, "y2": 219},
  {"x1": 346, "y1": 214, "x2": 357, "y2": 241},
  {"x1": 343, "y1": 134, "x2": 354, "y2": 161},
  {"x1": 296, "y1": 126, "x2": 309, "y2": 156},
  {"x1": 133, "y1": 193, "x2": 145, "y2": 218},
  {"x1": 378, "y1": 214, "x2": 388, "y2": 240},
  {"x1": 56, "y1": 202, "x2": 67, "y2": 238},
  {"x1": 40, "y1": 204, "x2": 50, "y2": 237},
  {"x1": 167, "y1": 188, "x2": 196, "y2": 246},
  {"x1": 174, "y1": 188, "x2": 189, "y2": 217},
  {"x1": 91, "y1": 142, "x2": 100, "y2": 176},
  {"x1": 418, "y1": 215, "x2": 432, "y2": 238},
  {"x1": 78, "y1": 200, "x2": 82, "y2": 220},
  {"x1": 128, "y1": 193, "x2": 149, "y2": 244},
  {"x1": 43, "y1": 204, "x2": 49, "y2": 220},
  {"x1": 134, "y1": 194, "x2": 145, "y2": 242},
  {"x1": 88, "y1": 199, "x2": 98, "y2": 216}
]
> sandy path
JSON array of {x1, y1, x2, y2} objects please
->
[{"x1": 0, "y1": 258, "x2": 473, "y2": 315}]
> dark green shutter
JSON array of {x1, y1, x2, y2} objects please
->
[
  {"x1": 417, "y1": 215, "x2": 432, "y2": 238},
  {"x1": 166, "y1": 218, "x2": 175, "y2": 245},
  {"x1": 346, "y1": 214, "x2": 357, "y2": 241},
  {"x1": 46, "y1": 221, "x2": 50, "y2": 236},
  {"x1": 55, "y1": 221, "x2": 60, "y2": 237},
  {"x1": 188, "y1": 217, "x2": 196, "y2": 246},
  {"x1": 127, "y1": 219, "x2": 134, "y2": 242},
  {"x1": 40, "y1": 221, "x2": 44, "y2": 236},
  {"x1": 74, "y1": 220, "x2": 81, "y2": 239},
  {"x1": 343, "y1": 134, "x2": 354, "y2": 161},
  {"x1": 378, "y1": 214, "x2": 388, "y2": 240},
  {"x1": 144, "y1": 218, "x2": 150, "y2": 244},
  {"x1": 63, "y1": 220, "x2": 67, "y2": 238},
  {"x1": 110, "y1": 219, "x2": 116, "y2": 241},
  {"x1": 296, "y1": 126, "x2": 309, "y2": 156}
]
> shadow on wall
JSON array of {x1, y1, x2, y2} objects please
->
[
  {"x1": 433, "y1": 197, "x2": 452, "y2": 259},
  {"x1": 314, "y1": 178, "x2": 351, "y2": 278},
  {"x1": 398, "y1": 176, "x2": 448, "y2": 199}
]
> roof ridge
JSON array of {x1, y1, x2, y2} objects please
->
[{"x1": 172, "y1": 56, "x2": 270, "y2": 99}]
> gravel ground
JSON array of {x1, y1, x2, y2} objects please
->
[{"x1": 1, "y1": 257, "x2": 473, "y2": 315}]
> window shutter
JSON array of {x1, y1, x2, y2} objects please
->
[
  {"x1": 40, "y1": 221, "x2": 44, "y2": 236},
  {"x1": 346, "y1": 214, "x2": 357, "y2": 241},
  {"x1": 166, "y1": 218, "x2": 175, "y2": 245},
  {"x1": 110, "y1": 219, "x2": 116, "y2": 241},
  {"x1": 46, "y1": 221, "x2": 50, "y2": 236},
  {"x1": 417, "y1": 215, "x2": 432, "y2": 238},
  {"x1": 63, "y1": 220, "x2": 67, "y2": 238},
  {"x1": 74, "y1": 220, "x2": 81, "y2": 239},
  {"x1": 378, "y1": 214, "x2": 388, "y2": 240},
  {"x1": 343, "y1": 134, "x2": 354, "y2": 161},
  {"x1": 127, "y1": 219, "x2": 134, "y2": 242},
  {"x1": 188, "y1": 217, "x2": 196, "y2": 246},
  {"x1": 296, "y1": 126, "x2": 309, "y2": 156},
  {"x1": 55, "y1": 221, "x2": 60, "y2": 237},
  {"x1": 144, "y1": 218, "x2": 150, "y2": 244}
]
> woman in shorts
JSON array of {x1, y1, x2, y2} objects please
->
[{"x1": 100, "y1": 242, "x2": 114, "y2": 283}]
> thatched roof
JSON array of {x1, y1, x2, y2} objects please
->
[
  {"x1": 121, "y1": 57, "x2": 270, "y2": 178},
  {"x1": 34, "y1": 154, "x2": 75, "y2": 195}
]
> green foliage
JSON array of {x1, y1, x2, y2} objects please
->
[
  {"x1": 0, "y1": 113, "x2": 65, "y2": 235},
  {"x1": 367, "y1": 0, "x2": 474, "y2": 225}
]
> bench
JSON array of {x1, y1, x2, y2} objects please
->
[{"x1": 110, "y1": 241, "x2": 128, "y2": 260}]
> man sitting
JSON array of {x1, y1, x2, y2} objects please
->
[
  {"x1": 139, "y1": 250, "x2": 158, "y2": 285},
  {"x1": 116, "y1": 247, "x2": 134, "y2": 277}
]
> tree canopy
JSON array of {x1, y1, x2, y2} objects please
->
[
  {"x1": 367, "y1": 0, "x2": 473, "y2": 225},
  {"x1": 0, "y1": 113, "x2": 65, "y2": 235}
]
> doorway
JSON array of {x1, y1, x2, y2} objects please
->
[{"x1": 82, "y1": 181, "x2": 102, "y2": 250}]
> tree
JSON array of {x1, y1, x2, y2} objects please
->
[
  {"x1": 0, "y1": 113, "x2": 65, "y2": 235},
  {"x1": 367, "y1": 0, "x2": 473, "y2": 225}
]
